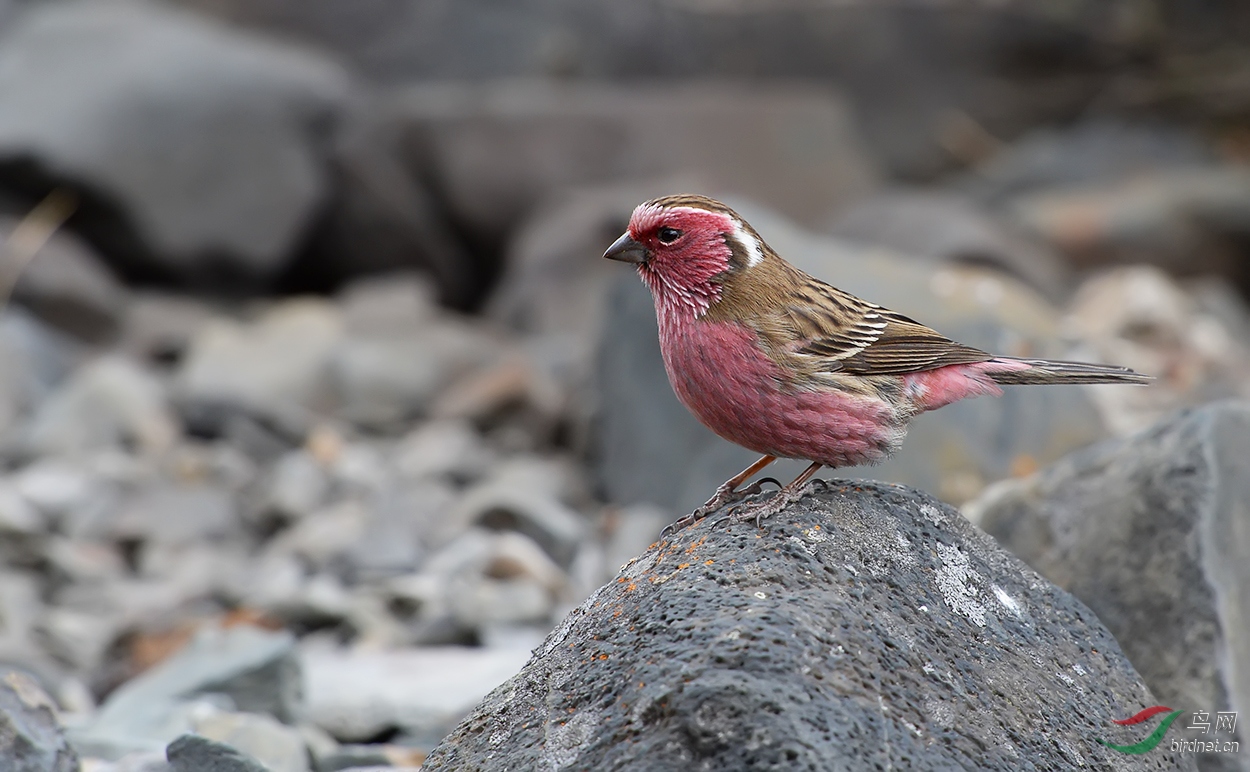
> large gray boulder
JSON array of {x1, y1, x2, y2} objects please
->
[
  {"x1": 973, "y1": 401, "x2": 1250, "y2": 772},
  {"x1": 169, "y1": 0, "x2": 1234, "y2": 177},
  {"x1": 596, "y1": 200, "x2": 1110, "y2": 515},
  {"x1": 0, "y1": 0, "x2": 349, "y2": 284},
  {"x1": 423, "y1": 481, "x2": 1190, "y2": 770},
  {"x1": 391, "y1": 81, "x2": 878, "y2": 247}
]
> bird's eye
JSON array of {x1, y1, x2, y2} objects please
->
[{"x1": 657, "y1": 227, "x2": 682, "y2": 244}]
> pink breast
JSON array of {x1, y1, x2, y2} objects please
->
[{"x1": 657, "y1": 318, "x2": 900, "y2": 468}]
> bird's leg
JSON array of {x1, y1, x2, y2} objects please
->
[
  {"x1": 660, "y1": 455, "x2": 776, "y2": 537},
  {"x1": 727, "y1": 461, "x2": 824, "y2": 528}
]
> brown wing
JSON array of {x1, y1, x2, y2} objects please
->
[{"x1": 780, "y1": 279, "x2": 992, "y2": 376}]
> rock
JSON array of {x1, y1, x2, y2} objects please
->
[
  {"x1": 960, "y1": 121, "x2": 1216, "y2": 204},
  {"x1": 165, "y1": 733, "x2": 267, "y2": 772},
  {"x1": 1005, "y1": 168, "x2": 1250, "y2": 288},
  {"x1": 328, "y1": 321, "x2": 499, "y2": 430},
  {"x1": 119, "y1": 293, "x2": 217, "y2": 368},
  {"x1": 14, "y1": 458, "x2": 106, "y2": 524},
  {"x1": 0, "y1": 214, "x2": 128, "y2": 343},
  {"x1": 596, "y1": 200, "x2": 1110, "y2": 514},
  {"x1": 0, "y1": 0, "x2": 351, "y2": 285},
  {"x1": 423, "y1": 481, "x2": 1190, "y2": 771},
  {"x1": 177, "y1": 299, "x2": 344, "y2": 424},
  {"x1": 0, "y1": 310, "x2": 81, "y2": 439},
  {"x1": 192, "y1": 709, "x2": 309, "y2": 772},
  {"x1": 268, "y1": 500, "x2": 368, "y2": 572},
  {"x1": 316, "y1": 744, "x2": 425, "y2": 771},
  {"x1": 336, "y1": 273, "x2": 436, "y2": 337},
  {"x1": 0, "y1": 669, "x2": 79, "y2": 772},
  {"x1": 392, "y1": 80, "x2": 877, "y2": 246},
  {"x1": 35, "y1": 605, "x2": 122, "y2": 677},
  {"x1": 1062, "y1": 266, "x2": 1250, "y2": 434},
  {"x1": 0, "y1": 480, "x2": 45, "y2": 536},
  {"x1": 971, "y1": 401, "x2": 1250, "y2": 769},
  {"x1": 391, "y1": 419, "x2": 493, "y2": 484},
  {"x1": 91, "y1": 750, "x2": 172, "y2": 772},
  {"x1": 24, "y1": 356, "x2": 178, "y2": 457},
  {"x1": 302, "y1": 644, "x2": 532, "y2": 744},
  {"x1": 439, "y1": 459, "x2": 586, "y2": 566},
  {"x1": 113, "y1": 483, "x2": 239, "y2": 546},
  {"x1": 259, "y1": 451, "x2": 331, "y2": 524},
  {"x1": 826, "y1": 190, "x2": 1071, "y2": 300},
  {"x1": 73, "y1": 625, "x2": 301, "y2": 758},
  {"x1": 172, "y1": 1, "x2": 1196, "y2": 177},
  {"x1": 0, "y1": 572, "x2": 43, "y2": 664},
  {"x1": 385, "y1": 528, "x2": 567, "y2": 640},
  {"x1": 288, "y1": 103, "x2": 480, "y2": 308}
]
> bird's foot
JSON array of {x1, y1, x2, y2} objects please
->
[
  {"x1": 660, "y1": 477, "x2": 782, "y2": 538},
  {"x1": 724, "y1": 479, "x2": 821, "y2": 529}
]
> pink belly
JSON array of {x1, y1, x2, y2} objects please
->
[{"x1": 658, "y1": 319, "x2": 901, "y2": 468}]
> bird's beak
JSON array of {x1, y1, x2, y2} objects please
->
[{"x1": 603, "y1": 232, "x2": 649, "y2": 265}]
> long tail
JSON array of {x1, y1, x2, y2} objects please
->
[{"x1": 983, "y1": 357, "x2": 1154, "y2": 386}]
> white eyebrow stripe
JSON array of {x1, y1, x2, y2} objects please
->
[{"x1": 729, "y1": 224, "x2": 764, "y2": 267}]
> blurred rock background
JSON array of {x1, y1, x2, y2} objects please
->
[{"x1": 0, "y1": 0, "x2": 1249, "y2": 769}]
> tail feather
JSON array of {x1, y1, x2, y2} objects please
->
[{"x1": 984, "y1": 357, "x2": 1153, "y2": 386}]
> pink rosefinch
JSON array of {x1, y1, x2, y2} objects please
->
[{"x1": 604, "y1": 194, "x2": 1151, "y2": 533}]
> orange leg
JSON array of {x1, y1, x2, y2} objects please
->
[
  {"x1": 660, "y1": 454, "x2": 777, "y2": 538},
  {"x1": 728, "y1": 461, "x2": 824, "y2": 528}
]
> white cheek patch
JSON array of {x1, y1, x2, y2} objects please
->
[{"x1": 729, "y1": 224, "x2": 764, "y2": 268}]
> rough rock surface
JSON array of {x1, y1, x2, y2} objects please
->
[
  {"x1": 424, "y1": 481, "x2": 1190, "y2": 771},
  {"x1": 0, "y1": 670, "x2": 79, "y2": 772},
  {"x1": 973, "y1": 401, "x2": 1250, "y2": 771}
]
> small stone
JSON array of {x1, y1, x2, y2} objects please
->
[
  {"x1": 113, "y1": 483, "x2": 239, "y2": 546},
  {"x1": 35, "y1": 606, "x2": 121, "y2": 675},
  {"x1": 0, "y1": 669, "x2": 79, "y2": 772},
  {"x1": 329, "y1": 322, "x2": 500, "y2": 430},
  {"x1": 192, "y1": 709, "x2": 309, "y2": 772},
  {"x1": 438, "y1": 459, "x2": 586, "y2": 566},
  {"x1": 337, "y1": 272, "x2": 436, "y2": 337},
  {"x1": 269, "y1": 500, "x2": 368, "y2": 571},
  {"x1": 91, "y1": 750, "x2": 172, "y2": 772},
  {"x1": 392, "y1": 419, "x2": 493, "y2": 483},
  {"x1": 259, "y1": 451, "x2": 331, "y2": 523},
  {"x1": 302, "y1": 645, "x2": 532, "y2": 743},
  {"x1": 120, "y1": 293, "x2": 217, "y2": 368},
  {"x1": 316, "y1": 744, "x2": 427, "y2": 772},
  {"x1": 450, "y1": 577, "x2": 553, "y2": 630},
  {"x1": 0, "y1": 479, "x2": 45, "y2": 535},
  {"x1": 14, "y1": 459, "x2": 101, "y2": 520},
  {"x1": 0, "y1": 572, "x2": 44, "y2": 666},
  {"x1": 177, "y1": 299, "x2": 345, "y2": 420},
  {"x1": 165, "y1": 733, "x2": 267, "y2": 772}
]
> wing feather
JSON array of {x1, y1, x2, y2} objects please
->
[{"x1": 779, "y1": 279, "x2": 992, "y2": 376}]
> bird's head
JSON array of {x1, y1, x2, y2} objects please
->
[{"x1": 603, "y1": 195, "x2": 765, "y2": 320}]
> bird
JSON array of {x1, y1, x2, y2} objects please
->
[{"x1": 603, "y1": 194, "x2": 1151, "y2": 535}]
